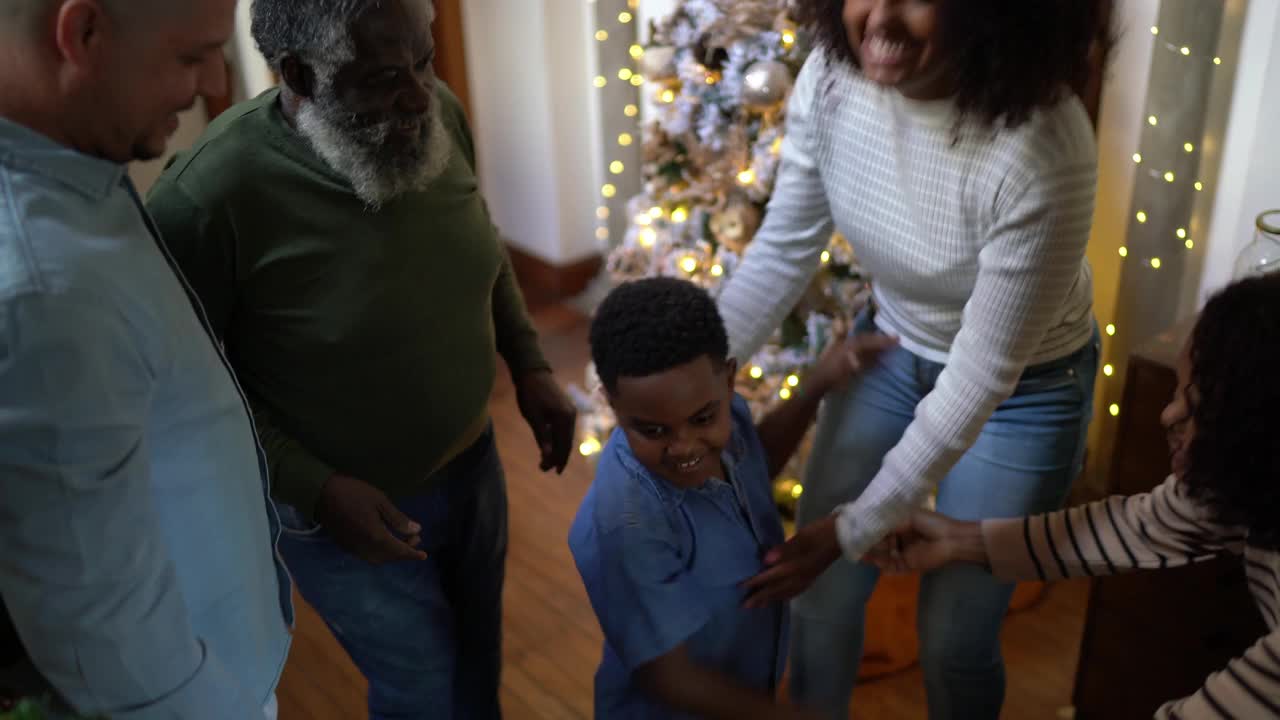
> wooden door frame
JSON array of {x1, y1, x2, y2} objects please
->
[{"x1": 433, "y1": 0, "x2": 473, "y2": 120}]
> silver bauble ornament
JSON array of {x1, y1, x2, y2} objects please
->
[
  {"x1": 741, "y1": 60, "x2": 793, "y2": 111},
  {"x1": 640, "y1": 46, "x2": 678, "y2": 80}
]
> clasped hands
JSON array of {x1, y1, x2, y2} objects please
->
[{"x1": 744, "y1": 509, "x2": 980, "y2": 608}]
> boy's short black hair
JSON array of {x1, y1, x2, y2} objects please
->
[{"x1": 590, "y1": 277, "x2": 729, "y2": 395}]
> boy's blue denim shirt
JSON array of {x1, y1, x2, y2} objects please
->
[{"x1": 569, "y1": 394, "x2": 788, "y2": 718}]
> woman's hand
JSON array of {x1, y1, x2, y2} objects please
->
[{"x1": 865, "y1": 510, "x2": 989, "y2": 574}]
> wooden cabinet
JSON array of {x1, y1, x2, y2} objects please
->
[{"x1": 1070, "y1": 322, "x2": 1266, "y2": 718}]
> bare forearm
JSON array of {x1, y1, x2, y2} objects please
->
[
  {"x1": 756, "y1": 380, "x2": 827, "y2": 479},
  {"x1": 944, "y1": 520, "x2": 990, "y2": 568}
]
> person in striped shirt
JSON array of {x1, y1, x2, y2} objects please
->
[{"x1": 868, "y1": 273, "x2": 1280, "y2": 718}]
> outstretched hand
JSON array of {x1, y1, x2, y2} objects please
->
[
  {"x1": 743, "y1": 515, "x2": 843, "y2": 609},
  {"x1": 864, "y1": 510, "x2": 984, "y2": 575}
]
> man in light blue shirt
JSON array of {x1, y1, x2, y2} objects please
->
[{"x1": 0, "y1": 1, "x2": 291, "y2": 718}]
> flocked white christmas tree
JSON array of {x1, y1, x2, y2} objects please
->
[{"x1": 574, "y1": 0, "x2": 870, "y2": 515}]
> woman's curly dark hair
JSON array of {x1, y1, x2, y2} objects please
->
[
  {"x1": 1182, "y1": 273, "x2": 1280, "y2": 548},
  {"x1": 798, "y1": 0, "x2": 1111, "y2": 129},
  {"x1": 590, "y1": 277, "x2": 729, "y2": 395}
]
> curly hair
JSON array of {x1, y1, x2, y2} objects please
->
[
  {"x1": 798, "y1": 0, "x2": 1110, "y2": 129},
  {"x1": 590, "y1": 277, "x2": 729, "y2": 395},
  {"x1": 1182, "y1": 273, "x2": 1280, "y2": 549}
]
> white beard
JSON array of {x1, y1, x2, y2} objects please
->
[{"x1": 295, "y1": 89, "x2": 452, "y2": 210}]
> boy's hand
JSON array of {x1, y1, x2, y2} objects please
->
[
  {"x1": 742, "y1": 516, "x2": 843, "y2": 608},
  {"x1": 805, "y1": 329, "x2": 898, "y2": 397}
]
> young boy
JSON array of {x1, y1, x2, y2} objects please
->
[{"x1": 569, "y1": 277, "x2": 895, "y2": 719}]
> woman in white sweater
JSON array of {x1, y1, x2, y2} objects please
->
[{"x1": 729, "y1": 1, "x2": 1107, "y2": 718}]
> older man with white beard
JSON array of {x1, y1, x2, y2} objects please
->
[{"x1": 146, "y1": 0, "x2": 577, "y2": 717}]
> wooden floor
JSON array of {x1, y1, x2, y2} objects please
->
[{"x1": 276, "y1": 304, "x2": 1089, "y2": 719}]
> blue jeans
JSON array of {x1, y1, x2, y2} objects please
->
[
  {"x1": 276, "y1": 426, "x2": 507, "y2": 720},
  {"x1": 789, "y1": 315, "x2": 1099, "y2": 720}
]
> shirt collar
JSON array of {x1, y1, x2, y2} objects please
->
[{"x1": 0, "y1": 116, "x2": 126, "y2": 200}]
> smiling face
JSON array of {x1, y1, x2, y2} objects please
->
[
  {"x1": 53, "y1": 0, "x2": 235, "y2": 163},
  {"x1": 1160, "y1": 341, "x2": 1198, "y2": 481},
  {"x1": 291, "y1": 0, "x2": 451, "y2": 207},
  {"x1": 607, "y1": 355, "x2": 737, "y2": 489},
  {"x1": 841, "y1": 0, "x2": 951, "y2": 100}
]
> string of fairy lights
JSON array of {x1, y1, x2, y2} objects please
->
[
  {"x1": 1103, "y1": 24, "x2": 1222, "y2": 420},
  {"x1": 585, "y1": 11, "x2": 1221, "y2": 446},
  {"x1": 591, "y1": 0, "x2": 642, "y2": 245}
]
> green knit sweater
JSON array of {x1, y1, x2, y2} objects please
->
[{"x1": 147, "y1": 86, "x2": 547, "y2": 519}]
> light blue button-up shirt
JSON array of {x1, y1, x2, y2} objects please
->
[
  {"x1": 569, "y1": 395, "x2": 787, "y2": 719},
  {"x1": 0, "y1": 117, "x2": 292, "y2": 718}
]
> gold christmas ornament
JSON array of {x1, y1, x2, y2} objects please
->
[
  {"x1": 710, "y1": 202, "x2": 763, "y2": 254},
  {"x1": 742, "y1": 60, "x2": 793, "y2": 111}
]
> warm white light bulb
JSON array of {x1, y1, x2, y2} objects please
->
[
  {"x1": 1119, "y1": 246, "x2": 1128, "y2": 257},
  {"x1": 1103, "y1": 364, "x2": 1115, "y2": 377},
  {"x1": 1136, "y1": 211, "x2": 1148, "y2": 223},
  {"x1": 1106, "y1": 324, "x2": 1116, "y2": 336},
  {"x1": 1109, "y1": 404, "x2": 1120, "y2": 417},
  {"x1": 1151, "y1": 257, "x2": 1162, "y2": 269}
]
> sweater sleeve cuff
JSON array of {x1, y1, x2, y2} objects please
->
[
  {"x1": 833, "y1": 504, "x2": 889, "y2": 562},
  {"x1": 271, "y1": 448, "x2": 335, "y2": 522},
  {"x1": 982, "y1": 518, "x2": 1040, "y2": 582}
]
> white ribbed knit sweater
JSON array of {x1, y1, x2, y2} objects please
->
[{"x1": 718, "y1": 51, "x2": 1099, "y2": 559}]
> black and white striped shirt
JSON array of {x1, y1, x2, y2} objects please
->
[{"x1": 985, "y1": 477, "x2": 1280, "y2": 718}]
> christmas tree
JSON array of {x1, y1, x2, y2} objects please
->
[{"x1": 574, "y1": 0, "x2": 871, "y2": 518}]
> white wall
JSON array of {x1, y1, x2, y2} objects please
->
[
  {"x1": 460, "y1": 0, "x2": 601, "y2": 266},
  {"x1": 1197, "y1": 0, "x2": 1280, "y2": 301}
]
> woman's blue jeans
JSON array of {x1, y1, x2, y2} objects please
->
[{"x1": 788, "y1": 314, "x2": 1099, "y2": 720}]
